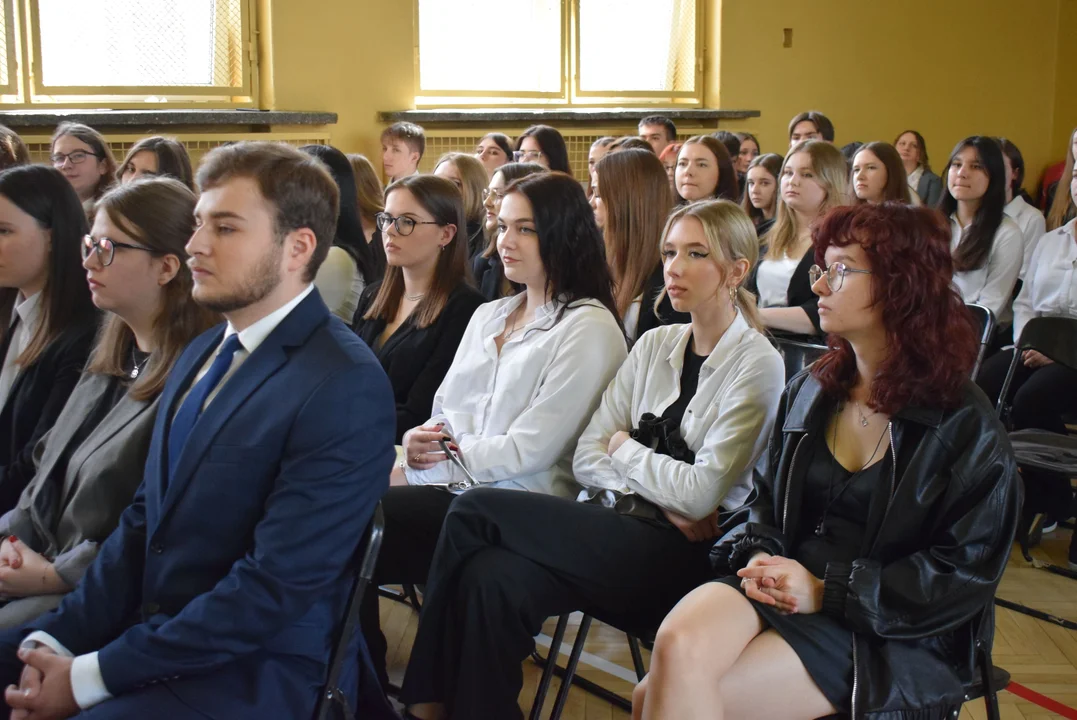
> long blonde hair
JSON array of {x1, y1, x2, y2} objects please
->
[
  {"x1": 1047, "y1": 127, "x2": 1076, "y2": 231},
  {"x1": 764, "y1": 140, "x2": 851, "y2": 260},
  {"x1": 434, "y1": 152, "x2": 490, "y2": 227},
  {"x1": 655, "y1": 199, "x2": 763, "y2": 332}
]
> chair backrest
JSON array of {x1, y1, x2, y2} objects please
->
[
  {"x1": 771, "y1": 333, "x2": 829, "y2": 383},
  {"x1": 314, "y1": 502, "x2": 385, "y2": 720},
  {"x1": 997, "y1": 317, "x2": 1077, "y2": 422},
  {"x1": 965, "y1": 303, "x2": 995, "y2": 380}
]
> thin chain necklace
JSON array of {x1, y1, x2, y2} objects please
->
[
  {"x1": 129, "y1": 346, "x2": 150, "y2": 379},
  {"x1": 815, "y1": 410, "x2": 889, "y2": 537},
  {"x1": 853, "y1": 398, "x2": 875, "y2": 427},
  {"x1": 403, "y1": 290, "x2": 425, "y2": 302}
]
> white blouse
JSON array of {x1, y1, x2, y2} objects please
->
[
  {"x1": 1003, "y1": 195, "x2": 1048, "y2": 280},
  {"x1": 1012, "y1": 219, "x2": 1077, "y2": 343},
  {"x1": 572, "y1": 314, "x2": 784, "y2": 520},
  {"x1": 949, "y1": 215, "x2": 1023, "y2": 323},
  {"x1": 0, "y1": 293, "x2": 41, "y2": 408},
  {"x1": 403, "y1": 294, "x2": 628, "y2": 497},
  {"x1": 756, "y1": 256, "x2": 801, "y2": 308}
]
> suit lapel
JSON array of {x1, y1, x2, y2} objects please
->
[
  {"x1": 60, "y1": 392, "x2": 152, "y2": 506},
  {"x1": 157, "y1": 293, "x2": 329, "y2": 526}
]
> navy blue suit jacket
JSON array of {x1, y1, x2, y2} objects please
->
[{"x1": 0, "y1": 291, "x2": 398, "y2": 719}]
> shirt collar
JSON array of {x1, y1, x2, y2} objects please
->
[
  {"x1": 907, "y1": 165, "x2": 924, "y2": 186},
  {"x1": 665, "y1": 310, "x2": 751, "y2": 371},
  {"x1": 14, "y1": 292, "x2": 41, "y2": 329},
  {"x1": 1004, "y1": 196, "x2": 1025, "y2": 216},
  {"x1": 223, "y1": 284, "x2": 315, "y2": 354}
]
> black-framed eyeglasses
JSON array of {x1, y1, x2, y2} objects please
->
[
  {"x1": 809, "y1": 262, "x2": 872, "y2": 292},
  {"x1": 481, "y1": 188, "x2": 505, "y2": 202},
  {"x1": 375, "y1": 212, "x2": 442, "y2": 237},
  {"x1": 51, "y1": 150, "x2": 101, "y2": 167},
  {"x1": 81, "y1": 235, "x2": 155, "y2": 267},
  {"x1": 513, "y1": 149, "x2": 544, "y2": 162}
]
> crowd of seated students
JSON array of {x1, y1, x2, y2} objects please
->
[{"x1": 0, "y1": 107, "x2": 1063, "y2": 719}]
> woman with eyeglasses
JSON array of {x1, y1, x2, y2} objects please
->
[
  {"x1": 433, "y1": 152, "x2": 489, "y2": 261},
  {"x1": 50, "y1": 122, "x2": 117, "y2": 215},
  {"x1": 634, "y1": 202, "x2": 1018, "y2": 720},
  {"x1": 474, "y1": 133, "x2": 514, "y2": 178},
  {"x1": 513, "y1": 125, "x2": 572, "y2": 175},
  {"x1": 0, "y1": 178, "x2": 218, "y2": 627},
  {"x1": 351, "y1": 175, "x2": 484, "y2": 445},
  {"x1": 473, "y1": 162, "x2": 548, "y2": 300},
  {"x1": 0, "y1": 166, "x2": 99, "y2": 515},
  {"x1": 361, "y1": 172, "x2": 627, "y2": 693}
]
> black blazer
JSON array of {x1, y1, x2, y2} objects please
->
[
  {"x1": 0, "y1": 321, "x2": 97, "y2": 514},
  {"x1": 746, "y1": 247, "x2": 821, "y2": 333},
  {"x1": 352, "y1": 282, "x2": 485, "y2": 442},
  {"x1": 635, "y1": 265, "x2": 691, "y2": 341},
  {"x1": 916, "y1": 171, "x2": 944, "y2": 208}
]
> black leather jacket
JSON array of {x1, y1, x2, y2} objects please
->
[{"x1": 711, "y1": 371, "x2": 1020, "y2": 719}]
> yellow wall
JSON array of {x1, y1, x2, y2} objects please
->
[{"x1": 265, "y1": 0, "x2": 1076, "y2": 190}]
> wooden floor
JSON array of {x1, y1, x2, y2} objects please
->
[{"x1": 381, "y1": 530, "x2": 1077, "y2": 719}]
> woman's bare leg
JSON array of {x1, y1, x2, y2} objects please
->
[
  {"x1": 631, "y1": 675, "x2": 648, "y2": 720},
  {"x1": 717, "y1": 629, "x2": 837, "y2": 720},
  {"x1": 640, "y1": 583, "x2": 764, "y2": 719}
]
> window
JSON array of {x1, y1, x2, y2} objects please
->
[
  {"x1": 415, "y1": 0, "x2": 701, "y2": 106},
  {"x1": 2, "y1": 0, "x2": 255, "y2": 106}
]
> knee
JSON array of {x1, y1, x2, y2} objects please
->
[
  {"x1": 652, "y1": 614, "x2": 709, "y2": 673},
  {"x1": 632, "y1": 676, "x2": 648, "y2": 708}
]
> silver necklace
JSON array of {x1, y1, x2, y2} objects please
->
[
  {"x1": 130, "y1": 347, "x2": 150, "y2": 379},
  {"x1": 853, "y1": 399, "x2": 875, "y2": 428},
  {"x1": 403, "y1": 290, "x2": 425, "y2": 302}
]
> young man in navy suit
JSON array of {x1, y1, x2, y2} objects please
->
[{"x1": 0, "y1": 142, "x2": 397, "y2": 719}]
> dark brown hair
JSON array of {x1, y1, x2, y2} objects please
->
[
  {"x1": 363, "y1": 175, "x2": 470, "y2": 329},
  {"x1": 50, "y1": 122, "x2": 117, "y2": 200},
  {"x1": 0, "y1": 126, "x2": 29, "y2": 171},
  {"x1": 87, "y1": 178, "x2": 220, "y2": 400},
  {"x1": 788, "y1": 111, "x2": 835, "y2": 142},
  {"x1": 196, "y1": 141, "x2": 340, "y2": 282},
  {"x1": 116, "y1": 136, "x2": 194, "y2": 189},
  {"x1": 893, "y1": 129, "x2": 932, "y2": 174},
  {"x1": 853, "y1": 142, "x2": 913, "y2": 204},
  {"x1": 679, "y1": 135, "x2": 740, "y2": 201},
  {"x1": 740, "y1": 152, "x2": 783, "y2": 223},
  {"x1": 380, "y1": 121, "x2": 426, "y2": 158}
]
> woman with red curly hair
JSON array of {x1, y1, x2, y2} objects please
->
[{"x1": 632, "y1": 202, "x2": 1020, "y2": 720}]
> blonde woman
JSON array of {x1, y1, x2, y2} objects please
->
[
  {"x1": 748, "y1": 140, "x2": 852, "y2": 335},
  {"x1": 433, "y1": 151, "x2": 489, "y2": 259},
  {"x1": 398, "y1": 200, "x2": 785, "y2": 719},
  {"x1": 1046, "y1": 126, "x2": 1076, "y2": 231}
]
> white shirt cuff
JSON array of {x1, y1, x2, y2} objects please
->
[{"x1": 19, "y1": 633, "x2": 112, "y2": 709}]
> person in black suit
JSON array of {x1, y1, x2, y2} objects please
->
[
  {"x1": 590, "y1": 149, "x2": 689, "y2": 342},
  {"x1": 353, "y1": 175, "x2": 484, "y2": 443},
  {"x1": 0, "y1": 165, "x2": 98, "y2": 515}
]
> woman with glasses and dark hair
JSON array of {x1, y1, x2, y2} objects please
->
[
  {"x1": 351, "y1": 175, "x2": 484, "y2": 445},
  {"x1": 634, "y1": 202, "x2": 1018, "y2": 720},
  {"x1": 116, "y1": 136, "x2": 194, "y2": 189},
  {"x1": 939, "y1": 136, "x2": 1023, "y2": 333},
  {"x1": 514, "y1": 124, "x2": 572, "y2": 175},
  {"x1": 0, "y1": 166, "x2": 99, "y2": 515},
  {"x1": 360, "y1": 172, "x2": 627, "y2": 692},
  {"x1": 50, "y1": 122, "x2": 116, "y2": 213},
  {"x1": 0, "y1": 177, "x2": 218, "y2": 627}
]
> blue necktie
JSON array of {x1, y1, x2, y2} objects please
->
[{"x1": 167, "y1": 334, "x2": 243, "y2": 479}]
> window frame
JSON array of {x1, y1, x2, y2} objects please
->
[
  {"x1": 2, "y1": 0, "x2": 258, "y2": 108},
  {"x1": 412, "y1": 0, "x2": 704, "y2": 107}
]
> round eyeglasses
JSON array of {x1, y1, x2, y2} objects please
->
[
  {"x1": 81, "y1": 235, "x2": 155, "y2": 267},
  {"x1": 808, "y1": 262, "x2": 872, "y2": 292},
  {"x1": 375, "y1": 212, "x2": 442, "y2": 237}
]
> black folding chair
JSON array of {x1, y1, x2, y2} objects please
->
[
  {"x1": 994, "y1": 316, "x2": 1077, "y2": 581},
  {"x1": 770, "y1": 333, "x2": 829, "y2": 383},
  {"x1": 965, "y1": 303, "x2": 995, "y2": 380},
  {"x1": 314, "y1": 502, "x2": 385, "y2": 720}
]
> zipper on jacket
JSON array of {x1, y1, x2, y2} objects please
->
[
  {"x1": 781, "y1": 434, "x2": 808, "y2": 533},
  {"x1": 851, "y1": 633, "x2": 860, "y2": 719}
]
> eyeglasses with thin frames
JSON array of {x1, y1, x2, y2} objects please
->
[
  {"x1": 513, "y1": 149, "x2": 544, "y2": 162},
  {"x1": 375, "y1": 212, "x2": 442, "y2": 237},
  {"x1": 481, "y1": 188, "x2": 505, "y2": 202},
  {"x1": 51, "y1": 150, "x2": 101, "y2": 167},
  {"x1": 81, "y1": 235, "x2": 155, "y2": 267},
  {"x1": 808, "y1": 262, "x2": 872, "y2": 292}
]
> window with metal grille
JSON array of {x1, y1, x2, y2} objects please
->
[
  {"x1": 1, "y1": 0, "x2": 255, "y2": 105},
  {"x1": 415, "y1": 0, "x2": 701, "y2": 105}
]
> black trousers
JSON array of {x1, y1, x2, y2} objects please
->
[
  {"x1": 359, "y1": 485, "x2": 456, "y2": 690},
  {"x1": 399, "y1": 487, "x2": 713, "y2": 720},
  {"x1": 978, "y1": 350, "x2": 1077, "y2": 516}
]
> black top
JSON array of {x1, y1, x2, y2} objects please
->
[
  {"x1": 635, "y1": 266, "x2": 692, "y2": 342},
  {"x1": 0, "y1": 319, "x2": 98, "y2": 515},
  {"x1": 660, "y1": 339, "x2": 707, "y2": 429},
  {"x1": 465, "y1": 222, "x2": 486, "y2": 264},
  {"x1": 745, "y1": 246, "x2": 821, "y2": 333},
  {"x1": 755, "y1": 216, "x2": 776, "y2": 238},
  {"x1": 352, "y1": 282, "x2": 485, "y2": 443}
]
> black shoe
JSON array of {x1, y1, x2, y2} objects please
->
[{"x1": 1069, "y1": 534, "x2": 1077, "y2": 571}]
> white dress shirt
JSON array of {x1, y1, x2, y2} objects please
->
[
  {"x1": 949, "y1": 214, "x2": 1024, "y2": 324},
  {"x1": 22, "y1": 284, "x2": 316, "y2": 711},
  {"x1": 1012, "y1": 219, "x2": 1077, "y2": 343},
  {"x1": 756, "y1": 255, "x2": 801, "y2": 308},
  {"x1": 1004, "y1": 195, "x2": 1048, "y2": 279},
  {"x1": 0, "y1": 292, "x2": 41, "y2": 408},
  {"x1": 907, "y1": 165, "x2": 924, "y2": 198},
  {"x1": 403, "y1": 294, "x2": 627, "y2": 498},
  {"x1": 572, "y1": 315, "x2": 784, "y2": 520}
]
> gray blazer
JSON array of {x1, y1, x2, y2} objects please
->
[
  {"x1": 0, "y1": 372, "x2": 158, "y2": 587},
  {"x1": 917, "y1": 170, "x2": 944, "y2": 208}
]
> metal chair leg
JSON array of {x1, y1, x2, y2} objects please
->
[
  {"x1": 627, "y1": 634, "x2": 646, "y2": 680},
  {"x1": 549, "y1": 615, "x2": 594, "y2": 720},
  {"x1": 530, "y1": 614, "x2": 570, "y2": 720}
]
